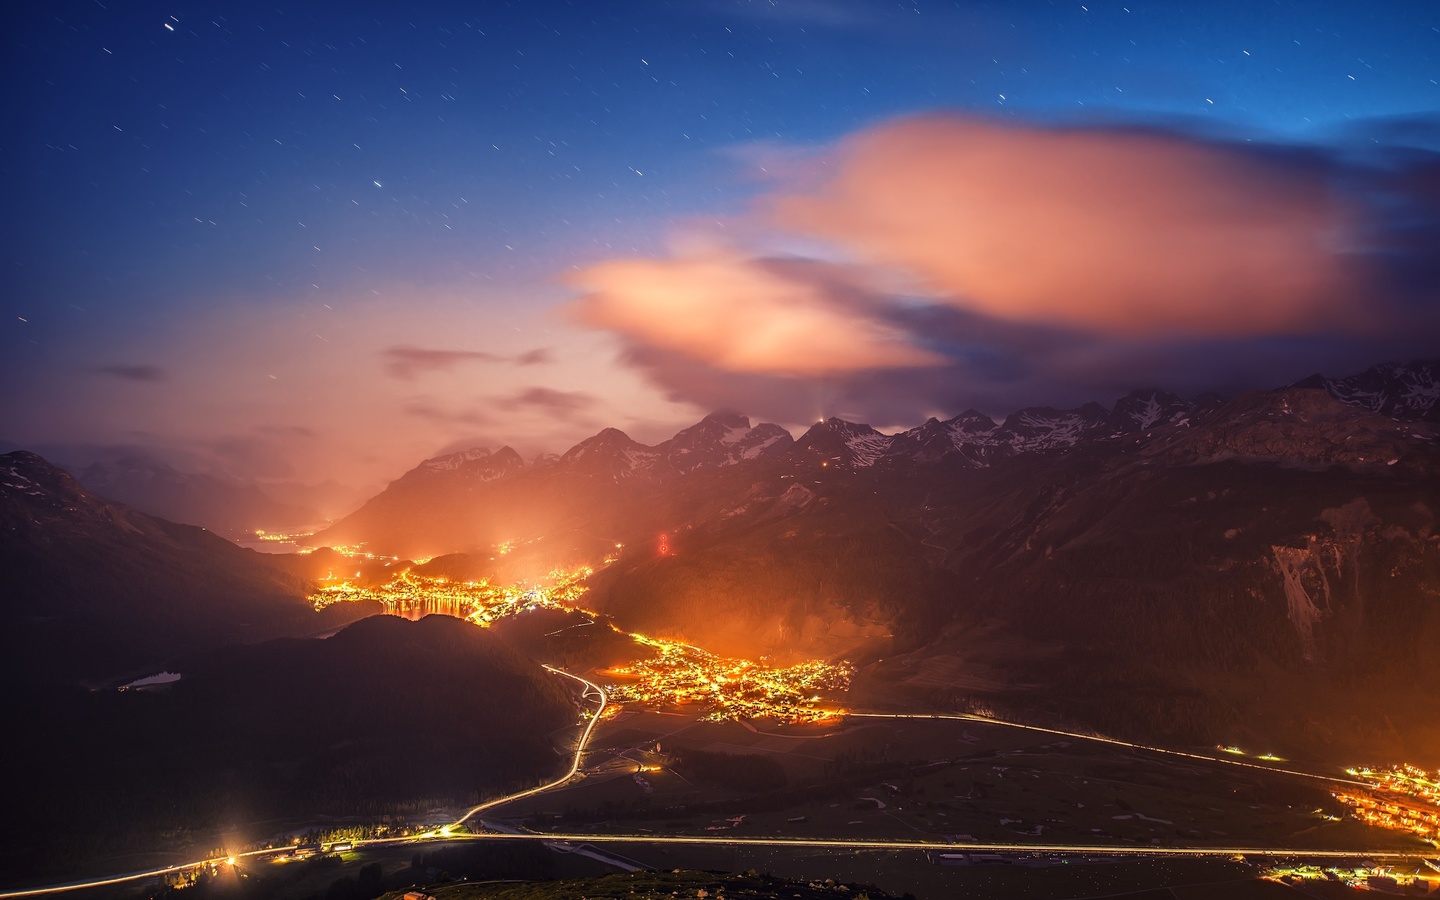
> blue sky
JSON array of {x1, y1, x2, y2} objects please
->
[{"x1": 4, "y1": 0, "x2": 1438, "y2": 489}]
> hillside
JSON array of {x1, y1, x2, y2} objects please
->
[
  {"x1": 587, "y1": 388, "x2": 1440, "y2": 759},
  {"x1": 2, "y1": 615, "x2": 578, "y2": 881},
  {"x1": 0, "y1": 451, "x2": 371, "y2": 684}
]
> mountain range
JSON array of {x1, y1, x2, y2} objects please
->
[
  {"x1": 314, "y1": 361, "x2": 1439, "y2": 557},
  {"x1": 5, "y1": 360, "x2": 1439, "y2": 761},
  {"x1": 74, "y1": 456, "x2": 327, "y2": 539},
  {"x1": 308, "y1": 360, "x2": 1440, "y2": 760}
]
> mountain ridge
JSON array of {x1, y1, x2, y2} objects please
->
[
  {"x1": 313, "y1": 360, "x2": 1439, "y2": 558},
  {"x1": 296, "y1": 360, "x2": 1440, "y2": 760},
  {"x1": 75, "y1": 455, "x2": 323, "y2": 538},
  {"x1": 6, "y1": 360, "x2": 1440, "y2": 761}
]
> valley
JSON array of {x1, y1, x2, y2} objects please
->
[
  {"x1": 3, "y1": 361, "x2": 1439, "y2": 898},
  {"x1": 15, "y1": 542, "x2": 1433, "y2": 899}
]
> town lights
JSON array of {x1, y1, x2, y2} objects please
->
[
  {"x1": 307, "y1": 562, "x2": 855, "y2": 723},
  {"x1": 1333, "y1": 763, "x2": 1440, "y2": 843},
  {"x1": 606, "y1": 633, "x2": 851, "y2": 723}
]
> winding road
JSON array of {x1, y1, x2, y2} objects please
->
[{"x1": 448, "y1": 666, "x2": 607, "y2": 829}]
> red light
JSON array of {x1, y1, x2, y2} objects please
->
[{"x1": 658, "y1": 534, "x2": 669, "y2": 555}]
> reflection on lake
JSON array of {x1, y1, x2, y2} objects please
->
[{"x1": 383, "y1": 593, "x2": 472, "y2": 621}]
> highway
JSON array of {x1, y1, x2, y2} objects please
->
[
  {"x1": 3, "y1": 684, "x2": 1432, "y2": 898},
  {"x1": 846, "y1": 711, "x2": 1375, "y2": 788},
  {"x1": 389, "y1": 829, "x2": 1440, "y2": 861},
  {"x1": 7, "y1": 825, "x2": 1430, "y2": 899}
]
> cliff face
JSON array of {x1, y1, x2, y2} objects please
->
[
  {"x1": 1272, "y1": 542, "x2": 1336, "y2": 660},
  {"x1": 1269, "y1": 498, "x2": 1440, "y2": 671},
  {"x1": 1269, "y1": 499, "x2": 1378, "y2": 660}
]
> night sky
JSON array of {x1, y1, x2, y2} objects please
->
[{"x1": 5, "y1": 0, "x2": 1440, "y2": 494}]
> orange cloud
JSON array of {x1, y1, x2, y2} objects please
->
[
  {"x1": 773, "y1": 116, "x2": 1361, "y2": 336},
  {"x1": 569, "y1": 253, "x2": 945, "y2": 375}
]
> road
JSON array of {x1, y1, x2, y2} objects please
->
[
  {"x1": 384, "y1": 829, "x2": 1440, "y2": 861},
  {"x1": 447, "y1": 666, "x2": 606, "y2": 829},
  {"x1": 846, "y1": 711, "x2": 1375, "y2": 788},
  {"x1": 3, "y1": 688, "x2": 1432, "y2": 898}
]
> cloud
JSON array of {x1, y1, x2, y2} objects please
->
[
  {"x1": 564, "y1": 113, "x2": 1440, "y2": 425},
  {"x1": 613, "y1": 314, "x2": 1432, "y2": 429},
  {"x1": 405, "y1": 389, "x2": 596, "y2": 429},
  {"x1": 94, "y1": 364, "x2": 167, "y2": 382},
  {"x1": 569, "y1": 252, "x2": 946, "y2": 376},
  {"x1": 382, "y1": 345, "x2": 551, "y2": 380},
  {"x1": 402, "y1": 399, "x2": 493, "y2": 428},
  {"x1": 493, "y1": 387, "x2": 598, "y2": 418},
  {"x1": 773, "y1": 115, "x2": 1361, "y2": 337}
]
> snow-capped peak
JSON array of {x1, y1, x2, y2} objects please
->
[
  {"x1": 421, "y1": 447, "x2": 496, "y2": 471},
  {"x1": 1303, "y1": 360, "x2": 1440, "y2": 422}
]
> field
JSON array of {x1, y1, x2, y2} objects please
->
[{"x1": 493, "y1": 709, "x2": 1406, "y2": 850}]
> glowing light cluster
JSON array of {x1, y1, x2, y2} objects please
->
[
  {"x1": 304, "y1": 541, "x2": 399, "y2": 561},
  {"x1": 604, "y1": 634, "x2": 852, "y2": 724},
  {"x1": 1334, "y1": 764, "x2": 1440, "y2": 845},
  {"x1": 251, "y1": 529, "x2": 314, "y2": 544},
  {"x1": 307, "y1": 564, "x2": 851, "y2": 724},
  {"x1": 309, "y1": 567, "x2": 593, "y2": 626},
  {"x1": 1266, "y1": 863, "x2": 1440, "y2": 893}
]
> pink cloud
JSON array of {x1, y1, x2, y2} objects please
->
[
  {"x1": 568, "y1": 252, "x2": 946, "y2": 376},
  {"x1": 772, "y1": 115, "x2": 1362, "y2": 337}
]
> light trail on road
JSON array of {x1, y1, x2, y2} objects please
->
[
  {"x1": 0, "y1": 846, "x2": 283, "y2": 900},
  {"x1": 0, "y1": 862, "x2": 227, "y2": 900},
  {"x1": 846, "y1": 712, "x2": 1375, "y2": 789},
  {"x1": 375, "y1": 829, "x2": 1438, "y2": 861},
  {"x1": 449, "y1": 666, "x2": 606, "y2": 829}
]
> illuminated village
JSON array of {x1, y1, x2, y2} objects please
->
[
  {"x1": 1333, "y1": 764, "x2": 1440, "y2": 845},
  {"x1": 604, "y1": 633, "x2": 852, "y2": 724},
  {"x1": 311, "y1": 566, "x2": 594, "y2": 625},
  {"x1": 308, "y1": 552, "x2": 852, "y2": 724}
]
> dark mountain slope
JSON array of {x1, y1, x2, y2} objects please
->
[
  {"x1": 3, "y1": 615, "x2": 576, "y2": 881},
  {"x1": 577, "y1": 383, "x2": 1440, "y2": 760},
  {"x1": 912, "y1": 445, "x2": 1440, "y2": 759},
  {"x1": 0, "y1": 451, "x2": 369, "y2": 684}
]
